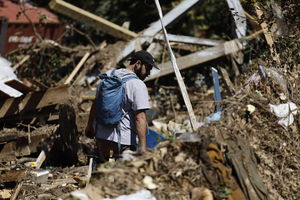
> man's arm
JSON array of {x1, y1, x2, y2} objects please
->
[
  {"x1": 135, "y1": 110, "x2": 147, "y2": 153},
  {"x1": 85, "y1": 100, "x2": 97, "y2": 138}
]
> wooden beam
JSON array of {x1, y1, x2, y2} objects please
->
[
  {"x1": 254, "y1": 4, "x2": 280, "y2": 63},
  {"x1": 154, "y1": 34, "x2": 223, "y2": 46},
  {"x1": 35, "y1": 150, "x2": 46, "y2": 169},
  {"x1": 4, "y1": 79, "x2": 34, "y2": 94},
  {"x1": 64, "y1": 52, "x2": 90, "y2": 85},
  {"x1": 0, "y1": 82, "x2": 23, "y2": 98},
  {"x1": 10, "y1": 182, "x2": 23, "y2": 200},
  {"x1": 116, "y1": 0, "x2": 202, "y2": 62},
  {"x1": 219, "y1": 67, "x2": 236, "y2": 95},
  {"x1": 144, "y1": 32, "x2": 259, "y2": 82},
  {"x1": 226, "y1": 0, "x2": 247, "y2": 38},
  {"x1": 0, "y1": 170, "x2": 25, "y2": 183},
  {"x1": 0, "y1": 126, "x2": 57, "y2": 161},
  {"x1": 0, "y1": 85, "x2": 70, "y2": 119},
  {"x1": 154, "y1": 0, "x2": 197, "y2": 131},
  {"x1": 49, "y1": 0, "x2": 137, "y2": 40},
  {"x1": 12, "y1": 55, "x2": 30, "y2": 70},
  {"x1": 0, "y1": 128, "x2": 53, "y2": 143},
  {"x1": 145, "y1": 44, "x2": 226, "y2": 81}
]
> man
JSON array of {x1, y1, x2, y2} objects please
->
[{"x1": 85, "y1": 50, "x2": 158, "y2": 162}]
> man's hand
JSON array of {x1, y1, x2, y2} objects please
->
[{"x1": 135, "y1": 110, "x2": 147, "y2": 153}]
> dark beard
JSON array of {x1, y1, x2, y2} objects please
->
[{"x1": 135, "y1": 66, "x2": 146, "y2": 80}]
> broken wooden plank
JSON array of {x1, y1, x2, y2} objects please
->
[
  {"x1": 49, "y1": 0, "x2": 137, "y2": 40},
  {"x1": 154, "y1": 33, "x2": 223, "y2": 46},
  {"x1": 0, "y1": 130, "x2": 49, "y2": 143},
  {"x1": 0, "y1": 170, "x2": 25, "y2": 184},
  {"x1": 0, "y1": 82, "x2": 23, "y2": 99},
  {"x1": 12, "y1": 55, "x2": 30, "y2": 70},
  {"x1": 116, "y1": 0, "x2": 202, "y2": 62},
  {"x1": 35, "y1": 150, "x2": 46, "y2": 169},
  {"x1": 0, "y1": 126, "x2": 57, "y2": 161},
  {"x1": 226, "y1": 0, "x2": 247, "y2": 39},
  {"x1": 254, "y1": 4, "x2": 280, "y2": 63},
  {"x1": 154, "y1": 0, "x2": 197, "y2": 131},
  {"x1": 144, "y1": 31, "x2": 265, "y2": 82},
  {"x1": 0, "y1": 85, "x2": 70, "y2": 119},
  {"x1": 146, "y1": 44, "x2": 227, "y2": 81},
  {"x1": 10, "y1": 181, "x2": 23, "y2": 200},
  {"x1": 64, "y1": 52, "x2": 90, "y2": 85},
  {"x1": 226, "y1": 136, "x2": 270, "y2": 200},
  {"x1": 226, "y1": 0, "x2": 247, "y2": 73},
  {"x1": 219, "y1": 67, "x2": 236, "y2": 95},
  {"x1": 4, "y1": 79, "x2": 34, "y2": 94},
  {"x1": 0, "y1": 109, "x2": 59, "y2": 123},
  {"x1": 0, "y1": 142, "x2": 15, "y2": 161}
]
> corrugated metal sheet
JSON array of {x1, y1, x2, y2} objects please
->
[
  {"x1": 3, "y1": 23, "x2": 65, "y2": 54},
  {"x1": 0, "y1": 0, "x2": 60, "y2": 24}
]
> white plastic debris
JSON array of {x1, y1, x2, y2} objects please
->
[
  {"x1": 0, "y1": 56, "x2": 23, "y2": 98},
  {"x1": 0, "y1": 57, "x2": 16, "y2": 82},
  {"x1": 121, "y1": 150, "x2": 135, "y2": 161},
  {"x1": 71, "y1": 191, "x2": 91, "y2": 200},
  {"x1": 269, "y1": 102, "x2": 298, "y2": 129},
  {"x1": 279, "y1": 93, "x2": 287, "y2": 101},
  {"x1": 247, "y1": 104, "x2": 256, "y2": 114},
  {"x1": 142, "y1": 176, "x2": 158, "y2": 190},
  {"x1": 31, "y1": 170, "x2": 49, "y2": 184},
  {"x1": 102, "y1": 189, "x2": 156, "y2": 200}
]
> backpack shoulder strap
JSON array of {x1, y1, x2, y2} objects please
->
[
  {"x1": 111, "y1": 69, "x2": 116, "y2": 76},
  {"x1": 99, "y1": 69, "x2": 116, "y2": 79},
  {"x1": 121, "y1": 74, "x2": 138, "y2": 83}
]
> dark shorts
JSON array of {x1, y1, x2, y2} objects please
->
[{"x1": 95, "y1": 139, "x2": 136, "y2": 163}]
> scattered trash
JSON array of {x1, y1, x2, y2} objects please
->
[
  {"x1": 71, "y1": 191, "x2": 91, "y2": 200},
  {"x1": 31, "y1": 170, "x2": 50, "y2": 184},
  {"x1": 102, "y1": 189, "x2": 156, "y2": 200},
  {"x1": 269, "y1": 102, "x2": 298, "y2": 129},
  {"x1": 121, "y1": 150, "x2": 136, "y2": 161},
  {"x1": 207, "y1": 111, "x2": 222, "y2": 122},
  {"x1": 191, "y1": 187, "x2": 214, "y2": 200},
  {"x1": 175, "y1": 132, "x2": 201, "y2": 142},
  {"x1": 147, "y1": 128, "x2": 164, "y2": 149},
  {"x1": 247, "y1": 104, "x2": 256, "y2": 114},
  {"x1": 0, "y1": 189, "x2": 12, "y2": 199},
  {"x1": 143, "y1": 176, "x2": 158, "y2": 190}
]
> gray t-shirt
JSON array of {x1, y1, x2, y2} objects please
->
[{"x1": 94, "y1": 68, "x2": 150, "y2": 145}]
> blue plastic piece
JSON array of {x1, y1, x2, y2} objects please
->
[
  {"x1": 207, "y1": 111, "x2": 222, "y2": 122},
  {"x1": 146, "y1": 128, "x2": 164, "y2": 149}
]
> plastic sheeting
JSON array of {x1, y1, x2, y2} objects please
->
[{"x1": 0, "y1": 56, "x2": 22, "y2": 98}]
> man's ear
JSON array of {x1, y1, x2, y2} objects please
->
[{"x1": 135, "y1": 60, "x2": 142, "y2": 69}]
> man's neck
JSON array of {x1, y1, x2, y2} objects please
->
[{"x1": 126, "y1": 65, "x2": 135, "y2": 73}]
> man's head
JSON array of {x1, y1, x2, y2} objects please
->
[{"x1": 129, "y1": 50, "x2": 158, "y2": 80}]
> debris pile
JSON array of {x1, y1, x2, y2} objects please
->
[{"x1": 0, "y1": 0, "x2": 299, "y2": 199}]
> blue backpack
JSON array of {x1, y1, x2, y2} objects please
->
[{"x1": 96, "y1": 70, "x2": 137, "y2": 126}]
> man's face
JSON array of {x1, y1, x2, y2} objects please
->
[{"x1": 135, "y1": 61, "x2": 152, "y2": 80}]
